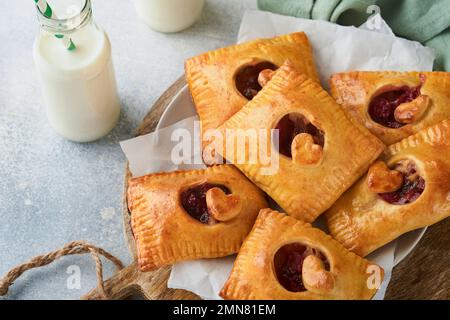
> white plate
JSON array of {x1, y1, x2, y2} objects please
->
[{"x1": 157, "y1": 84, "x2": 426, "y2": 266}]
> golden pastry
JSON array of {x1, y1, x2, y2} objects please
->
[
  {"x1": 185, "y1": 32, "x2": 319, "y2": 152},
  {"x1": 215, "y1": 62, "x2": 385, "y2": 222},
  {"x1": 220, "y1": 209, "x2": 383, "y2": 300},
  {"x1": 127, "y1": 165, "x2": 268, "y2": 271},
  {"x1": 326, "y1": 119, "x2": 450, "y2": 257},
  {"x1": 329, "y1": 71, "x2": 450, "y2": 145}
]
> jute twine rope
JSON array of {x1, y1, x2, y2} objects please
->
[{"x1": 0, "y1": 241, "x2": 124, "y2": 299}]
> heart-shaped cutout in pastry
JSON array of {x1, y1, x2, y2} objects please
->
[
  {"x1": 302, "y1": 255, "x2": 335, "y2": 293},
  {"x1": 291, "y1": 133, "x2": 323, "y2": 165},
  {"x1": 367, "y1": 161, "x2": 403, "y2": 193},
  {"x1": 394, "y1": 95, "x2": 430, "y2": 124},
  {"x1": 206, "y1": 187, "x2": 242, "y2": 222}
]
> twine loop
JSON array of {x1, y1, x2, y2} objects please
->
[{"x1": 0, "y1": 241, "x2": 123, "y2": 299}]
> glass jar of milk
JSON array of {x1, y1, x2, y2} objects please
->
[
  {"x1": 33, "y1": 0, "x2": 120, "y2": 142},
  {"x1": 134, "y1": 0, "x2": 205, "y2": 33}
]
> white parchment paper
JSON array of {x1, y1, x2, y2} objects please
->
[{"x1": 120, "y1": 10, "x2": 434, "y2": 300}]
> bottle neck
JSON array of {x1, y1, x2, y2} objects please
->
[{"x1": 36, "y1": 0, "x2": 93, "y2": 35}]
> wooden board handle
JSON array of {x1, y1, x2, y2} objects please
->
[{"x1": 81, "y1": 263, "x2": 140, "y2": 300}]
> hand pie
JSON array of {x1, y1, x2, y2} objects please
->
[
  {"x1": 220, "y1": 209, "x2": 383, "y2": 300},
  {"x1": 185, "y1": 32, "x2": 319, "y2": 149},
  {"x1": 215, "y1": 62, "x2": 385, "y2": 222},
  {"x1": 329, "y1": 71, "x2": 450, "y2": 145},
  {"x1": 325, "y1": 120, "x2": 450, "y2": 257},
  {"x1": 127, "y1": 165, "x2": 268, "y2": 271}
]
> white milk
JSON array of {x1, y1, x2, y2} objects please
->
[
  {"x1": 34, "y1": 1, "x2": 120, "y2": 142},
  {"x1": 134, "y1": 0, "x2": 205, "y2": 33}
]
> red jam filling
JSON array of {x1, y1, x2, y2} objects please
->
[
  {"x1": 180, "y1": 183, "x2": 230, "y2": 224},
  {"x1": 275, "y1": 113, "x2": 325, "y2": 157},
  {"x1": 369, "y1": 85, "x2": 421, "y2": 128},
  {"x1": 235, "y1": 61, "x2": 277, "y2": 100},
  {"x1": 379, "y1": 161, "x2": 425, "y2": 205},
  {"x1": 273, "y1": 243, "x2": 329, "y2": 292}
]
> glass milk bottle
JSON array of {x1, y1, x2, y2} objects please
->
[
  {"x1": 33, "y1": 0, "x2": 121, "y2": 142},
  {"x1": 134, "y1": 0, "x2": 205, "y2": 33}
]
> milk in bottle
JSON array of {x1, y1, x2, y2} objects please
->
[{"x1": 33, "y1": 0, "x2": 120, "y2": 142}]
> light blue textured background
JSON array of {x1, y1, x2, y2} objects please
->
[{"x1": 0, "y1": 0, "x2": 256, "y2": 300}]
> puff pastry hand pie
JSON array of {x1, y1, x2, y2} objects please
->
[
  {"x1": 185, "y1": 32, "x2": 319, "y2": 149},
  {"x1": 326, "y1": 120, "x2": 450, "y2": 257},
  {"x1": 330, "y1": 71, "x2": 450, "y2": 145},
  {"x1": 127, "y1": 165, "x2": 268, "y2": 271},
  {"x1": 215, "y1": 62, "x2": 385, "y2": 222},
  {"x1": 220, "y1": 209, "x2": 383, "y2": 300}
]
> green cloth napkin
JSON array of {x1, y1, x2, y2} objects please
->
[{"x1": 258, "y1": 0, "x2": 450, "y2": 71}]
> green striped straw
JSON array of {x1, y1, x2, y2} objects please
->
[{"x1": 34, "y1": 0, "x2": 76, "y2": 51}]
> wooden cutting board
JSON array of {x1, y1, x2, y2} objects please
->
[{"x1": 82, "y1": 76, "x2": 449, "y2": 300}]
